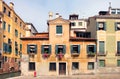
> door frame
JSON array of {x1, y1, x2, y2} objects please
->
[{"x1": 58, "y1": 62, "x2": 67, "y2": 75}]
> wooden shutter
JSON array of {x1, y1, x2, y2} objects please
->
[
  {"x1": 63, "y1": 45, "x2": 66, "y2": 54},
  {"x1": 49, "y1": 45, "x2": 51, "y2": 54},
  {"x1": 78, "y1": 45, "x2": 80, "y2": 53},
  {"x1": 41, "y1": 45, "x2": 44, "y2": 54},
  {"x1": 55, "y1": 45, "x2": 58, "y2": 54},
  {"x1": 115, "y1": 22, "x2": 117, "y2": 31},
  {"x1": 104, "y1": 22, "x2": 106, "y2": 31},
  {"x1": 27, "y1": 45, "x2": 30, "y2": 54},
  {"x1": 35, "y1": 45, "x2": 37, "y2": 54},
  {"x1": 70, "y1": 45, "x2": 73, "y2": 53},
  {"x1": 94, "y1": 45, "x2": 96, "y2": 53},
  {"x1": 87, "y1": 45, "x2": 89, "y2": 54}
]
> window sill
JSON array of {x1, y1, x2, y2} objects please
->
[{"x1": 56, "y1": 34, "x2": 63, "y2": 36}]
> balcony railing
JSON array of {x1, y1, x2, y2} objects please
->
[
  {"x1": 97, "y1": 52, "x2": 107, "y2": 56},
  {"x1": 71, "y1": 51, "x2": 79, "y2": 56},
  {"x1": 87, "y1": 52, "x2": 96, "y2": 56}
]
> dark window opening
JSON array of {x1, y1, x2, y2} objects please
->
[
  {"x1": 41, "y1": 45, "x2": 51, "y2": 54},
  {"x1": 72, "y1": 62, "x2": 79, "y2": 70},
  {"x1": 49, "y1": 63, "x2": 56, "y2": 71},
  {"x1": 56, "y1": 45, "x2": 66, "y2": 54},
  {"x1": 71, "y1": 22, "x2": 76, "y2": 26},
  {"x1": 3, "y1": 7, "x2": 6, "y2": 13},
  {"x1": 76, "y1": 32, "x2": 91, "y2": 38},
  {"x1": 27, "y1": 45, "x2": 37, "y2": 54},
  {"x1": 29, "y1": 62, "x2": 35, "y2": 71}
]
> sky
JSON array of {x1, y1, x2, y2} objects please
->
[{"x1": 3, "y1": 0, "x2": 120, "y2": 32}]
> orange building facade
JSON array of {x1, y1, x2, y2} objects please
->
[{"x1": 21, "y1": 17, "x2": 96, "y2": 76}]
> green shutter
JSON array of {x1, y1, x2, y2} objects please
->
[
  {"x1": 104, "y1": 22, "x2": 106, "y2": 31},
  {"x1": 117, "y1": 41, "x2": 120, "y2": 52},
  {"x1": 117, "y1": 60, "x2": 120, "y2": 66},
  {"x1": 7, "y1": 44, "x2": 9, "y2": 53},
  {"x1": 70, "y1": 45, "x2": 73, "y2": 53},
  {"x1": 3, "y1": 21, "x2": 6, "y2": 30},
  {"x1": 55, "y1": 45, "x2": 58, "y2": 54},
  {"x1": 78, "y1": 45, "x2": 80, "y2": 53},
  {"x1": 49, "y1": 45, "x2": 51, "y2": 54},
  {"x1": 94, "y1": 45, "x2": 96, "y2": 53},
  {"x1": 35, "y1": 45, "x2": 37, "y2": 54},
  {"x1": 99, "y1": 60, "x2": 105, "y2": 67},
  {"x1": 20, "y1": 44, "x2": 22, "y2": 51},
  {"x1": 115, "y1": 22, "x2": 117, "y2": 31},
  {"x1": 87, "y1": 45, "x2": 89, "y2": 54},
  {"x1": 27, "y1": 45, "x2": 30, "y2": 54},
  {"x1": 63, "y1": 45, "x2": 66, "y2": 54},
  {"x1": 56, "y1": 25, "x2": 62, "y2": 34},
  {"x1": 41, "y1": 45, "x2": 44, "y2": 54},
  {"x1": 99, "y1": 41, "x2": 105, "y2": 54}
]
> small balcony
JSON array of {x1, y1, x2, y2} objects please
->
[
  {"x1": 97, "y1": 52, "x2": 107, "y2": 56},
  {"x1": 87, "y1": 52, "x2": 96, "y2": 57},
  {"x1": 71, "y1": 51, "x2": 79, "y2": 56},
  {"x1": 56, "y1": 52, "x2": 64, "y2": 60}
]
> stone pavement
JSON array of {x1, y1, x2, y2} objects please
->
[{"x1": 7, "y1": 74, "x2": 120, "y2": 79}]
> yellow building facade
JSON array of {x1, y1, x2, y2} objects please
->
[
  {"x1": 21, "y1": 17, "x2": 96, "y2": 76},
  {"x1": 0, "y1": 0, "x2": 37, "y2": 74}
]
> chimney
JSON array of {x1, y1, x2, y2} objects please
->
[
  {"x1": 48, "y1": 12, "x2": 53, "y2": 20},
  {"x1": 55, "y1": 13, "x2": 59, "y2": 18},
  {"x1": 9, "y1": 2, "x2": 14, "y2": 9}
]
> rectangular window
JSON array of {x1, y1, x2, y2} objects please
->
[
  {"x1": 15, "y1": 29, "x2": 18, "y2": 37},
  {"x1": 99, "y1": 41, "x2": 105, "y2": 54},
  {"x1": 97, "y1": 22, "x2": 106, "y2": 31},
  {"x1": 4, "y1": 56, "x2": 7, "y2": 62},
  {"x1": 3, "y1": 43, "x2": 7, "y2": 53},
  {"x1": 3, "y1": 21, "x2": 6, "y2": 30},
  {"x1": 71, "y1": 22, "x2": 76, "y2": 26},
  {"x1": 0, "y1": 61, "x2": 2, "y2": 68},
  {"x1": 115, "y1": 22, "x2": 120, "y2": 31},
  {"x1": 55, "y1": 45, "x2": 66, "y2": 54},
  {"x1": 117, "y1": 9, "x2": 120, "y2": 14},
  {"x1": 20, "y1": 22, "x2": 22, "y2": 27},
  {"x1": 8, "y1": 24, "x2": 10, "y2": 33},
  {"x1": 20, "y1": 44, "x2": 22, "y2": 51},
  {"x1": 117, "y1": 60, "x2": 120, "y2": 67},
  {"x1": 15, "y1": 17, "x2": 17, "y2": 23},
  {"x1": 56, "y1": 25, "x2": 62, "y2": 34},
  {"x1": 78, "y1": 22, "x2": 82, "y2": 26},
  {"x1": 8, "y1": 39, "x2": 12, "y2": 53},
  {"x1": 27, "y1": 44, "x2": 37, "y2": 54},
  {"x1": 41, "y1": 45, "x2": 51, "y2": 54},
  {"x1": 99, "y1": 60, "x2": 105, "y2": 67},
  {"x1": 87, "y1": 45, "x2": 96, "y2": 55},
  {"x1": 49, "y1": 63, "x2": 56, "y2": 71},
  {"x1": 71, "y1": 45, "x2": 80, "y2": 54},
  {"x1": 72, "y1": 62, "x2": 79, "y2": 70},
  {"x1": 76, "y1": 32, "x2": 91, "y2": 38},
  {"x1": 3, "y1": 7, "x2": 6, "y2": 13},
  {"x1": 117, "y1": 41, "x2": 120, "y2": 55},
  {"x1": 88, "y1": 62, "x2": 94, "y2": 70},
  {"x1": 8, "y1": 11, "x2": 11, "y2": 17},
  {"x1": 15, "y1": 42, "x2": 18, "y2": 55},
  {"x1": 29, "y1": 62, "x2": 35, "y2": 71},
  {"x1": 111, "y1": 9, "x2": 116, "y2": 14}
]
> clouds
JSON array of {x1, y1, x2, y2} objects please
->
[{"x1": 4, "y1": 0, "x2": 120, "y2": 32}]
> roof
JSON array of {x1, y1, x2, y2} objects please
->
[
  {"x1": 21, "y1": 36, "x2": 49, "y2": 40},
  {"x1": 91, "y1": 14, "x2": 120, "y2": 19},
  {"x1": 70, "y1": 37, "x2": 96, "y2": 41}
]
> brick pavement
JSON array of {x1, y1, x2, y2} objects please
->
[{"x1": 7, "y1": 74, "x2": 120, "y2": 79}]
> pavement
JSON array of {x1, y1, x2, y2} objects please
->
[{"x1": 7, "y1": 74, "x2": 120, "y2": 79}]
